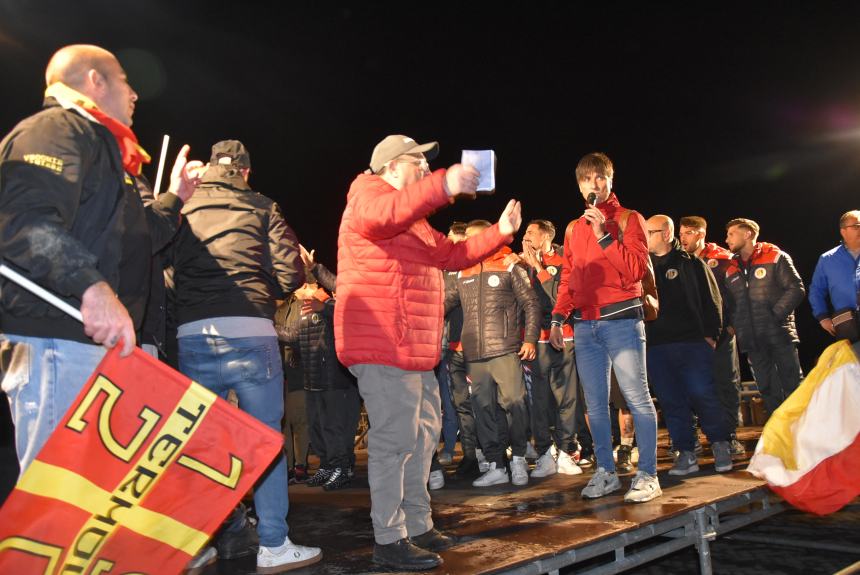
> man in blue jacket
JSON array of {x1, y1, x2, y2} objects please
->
[{"x1": 809, "y1": 210, "x2": 860, "y2": 340}]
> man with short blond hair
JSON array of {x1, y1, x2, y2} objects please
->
[{"x1": 723, "y1": 218, "x2": 805, "y2": 416}]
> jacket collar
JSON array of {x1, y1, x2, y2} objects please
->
[{"x1": 199, "y1": 164, "x2": 253, "y2": 193}]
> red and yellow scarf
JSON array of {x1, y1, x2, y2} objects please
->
[{"x1": 45, "y1": 82, "x2": 151, "y2": 176}]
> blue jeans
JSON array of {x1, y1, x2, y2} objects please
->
[
  {"x1": 1, "y1": 335, "x2": 106, "y2": 475},
  {"x1": 178, "y1": 335, "x2": 288, "y2": 547},
  {"x1": 648, "y1": 341, "x2": 730, "y2": 452},
  {"x1": 436, "y1": 351, "x2": 459, "y2": 455},
  {"x1": 574, "y1": 319, "x2": 658, "y2": 475}
]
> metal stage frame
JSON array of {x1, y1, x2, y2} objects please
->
[{"x1": 494, "y1": 486, "x2": 784, "y2": 575}]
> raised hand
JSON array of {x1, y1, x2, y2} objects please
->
[
  {"x1": 498, "y1": 199, "x2": 522, "y2": 236},
  {"x1": 443, "y1": 164, "x2": 480, "y2": 198},
  {"x1": 300, "y1": 244, "x2": 315, "y2": 268},
  {"x1": 166, "y1": 144, "x2": 205, "y2": 202}
]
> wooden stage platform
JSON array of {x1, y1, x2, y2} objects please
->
[{"x1": 205, "y1": 427, "x2": 782, "y2": 575}]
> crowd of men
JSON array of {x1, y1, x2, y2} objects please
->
[{"x1": 1, "y1": 44, "x2": 859, "y2": 573}]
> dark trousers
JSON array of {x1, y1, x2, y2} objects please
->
[
  {"x1": 467, "y1": 352, "x2": 529, "y2": 466},
  {"x1": 435, "y1": 351, "x2": 460, "y2": 455},
  {"x1": 306, "y1": 385, "x2": 361, "y2": 469},
  {"x1": 713, "y1": 334, "x2": 741, "y2": 429},
  {"x1": 527, "y1": 341, "x2": 579, "y2": 454},
  {"x1": 648, "y1": 341, "x2": 730, "y2": 452},
  {"x1": 447, "y1": 350, "x2": 478, "y2": 458},
  {"x1": 747, "y1": 341, "x2": 803, "y2": 416}
]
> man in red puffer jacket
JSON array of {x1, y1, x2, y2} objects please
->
[{"x1": 335, "y1": 135, "x2": 523, "y2": 571}]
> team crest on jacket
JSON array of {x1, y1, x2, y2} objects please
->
[
  {"x1": 488, "y1": 274, "x2": 500, "y2": 287},
  {"x1": 666, "y1": 268, "x2": 679, "y2": 280},
  {"x1": 547, "y1": 265, "x2": 558, "y2": 276},
  {"x1": 754, "y1": 267, "x2": 767, "y2": 279},
  {"x1": 311, "y1": 313, "x2": 322, "y2": 324},
  {"x1": 707, "y1": 259, "x2": 719, "y2": 268}
]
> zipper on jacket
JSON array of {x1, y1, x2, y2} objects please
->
[{"x1": 478, "y1": 262, "x2": 485, "y2": 358}]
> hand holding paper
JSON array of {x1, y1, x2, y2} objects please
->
[{"x1": 461, "y1": 149, "x2": 497, "y2": 194}]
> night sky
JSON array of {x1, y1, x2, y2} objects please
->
[{"x1": 2, "y1": 1, "x2": 859, "y2": 369}]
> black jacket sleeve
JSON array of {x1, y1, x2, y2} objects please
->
[
  {"x1": 694, "y1": 258, "x2": 723, "y2": 340},
  {"x1": 268, "y1": 201, "x2": 305, "y2": 296},
  {"x1": 444, "y1": 274, "x2": 461, "y2": 316},
  {"x1": 136, "y1": 175, "x2": 183, "y2": 255},
  {"x1": 313, "y1": 262, "x2": 337, "y2": 294}
]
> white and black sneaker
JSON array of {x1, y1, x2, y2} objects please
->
[
  {"x1": 581, "y1": 467, "x2": 621, "y2": 499},
  {"x1": 323, "y1": 467, "x2": 350, "y2": 491},
  {"x1": 306, "y1": 467, "x2": 333, "y2": 487},
  {"x1": 257, "y1": 537, "x2": 322, "y2": 574},
  {"x1": 624, "y1": 471, "x2": 662, "y2": 503}
]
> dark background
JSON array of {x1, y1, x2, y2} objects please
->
[{"x1": 2, "y1": 1, "x2": 860, "y2": 371}]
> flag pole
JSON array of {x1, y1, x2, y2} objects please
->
[
  {"x1": 152, "y1": 134, "x2": 170, "y2": 198},
  {"x1": 0, "y1": 264, "x2": 83, "y2": 322}
]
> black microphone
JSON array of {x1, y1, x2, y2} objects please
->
[{"x1": 587, "y1": 192, "x2": 597, "y2": 207}]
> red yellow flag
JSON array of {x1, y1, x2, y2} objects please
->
[{"x1": 0, "y1": 347, "x2": 283, "y2": 574}]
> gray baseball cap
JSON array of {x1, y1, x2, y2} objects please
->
[{"x1": 369, "y1": 135, "x2": 439, "y2": 174}]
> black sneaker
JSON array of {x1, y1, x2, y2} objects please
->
[
  {"x1": 616, "y1": 445, "x2": 634, "y2": 473},
  {"x1": 411, "y1": 528, "x2": 458, "y2": 552},
  {"x1": 455, "y1": 456, "x2": 480, "y2": 478},
  {"x1": 323, "y1": 467, "x2": 351, "y2": 491},
  {"x1": 575, "y1": 447, "x2": 595, "y2": 468},
  {"x1": 215, "y1": 512, "x2": 259, "y2": 560},
  {"x1": 373, "y1": 538, "x2": 442, "y2": 571},
  {"x1": 306, "y1": 467, "x2": 332, "y2": 487}
]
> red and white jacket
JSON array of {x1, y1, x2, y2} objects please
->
[{"x1": 552, "y1": 193, "x2": 649, "y2": 322}]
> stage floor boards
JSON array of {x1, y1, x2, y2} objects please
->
[{"x1": 205, "y1": 428, "x2": 777, "y2": 574}]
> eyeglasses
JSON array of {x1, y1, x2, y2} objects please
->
[
  {"x1": 841, "y1": 223, "x2": 860, "y2": 230},
  {"x1": 397, "y1": 157, "x2": 429, "y2": 172}
]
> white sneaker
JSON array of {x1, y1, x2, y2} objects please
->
[
  {"x1": 624, "y1": 471, "x2": 662, "y2": 503},
  {"x1": 428, "y1": 469, "x2": 445, "y2": 490},
  {"x1": 472, "y1": 462, "x2": 509, "y2": 487},
  {"x1": 510, "y1": 455, "x2": 529, "y2": 486},
  {"x1": 581, "y1": 467, "x2": 621, "y2": 499},
  {"x1": 530, "y1": 448, "x2": 558, "y2": 478},
  {"x1": 525, "y1": 442, "x2": 539, "y2": 460},
  {"x1": 184, "y1": 546, "x2": 217, "y2": 575},
  {"x1": 475, "y1": 448, "x2": 490, "y2": 473},
  {"x1": 556, "y1": 449, "x2": 583, "y2": 475},
  {"x1": 257, "y1": 537, "x2": 322, "y2": 574}
]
